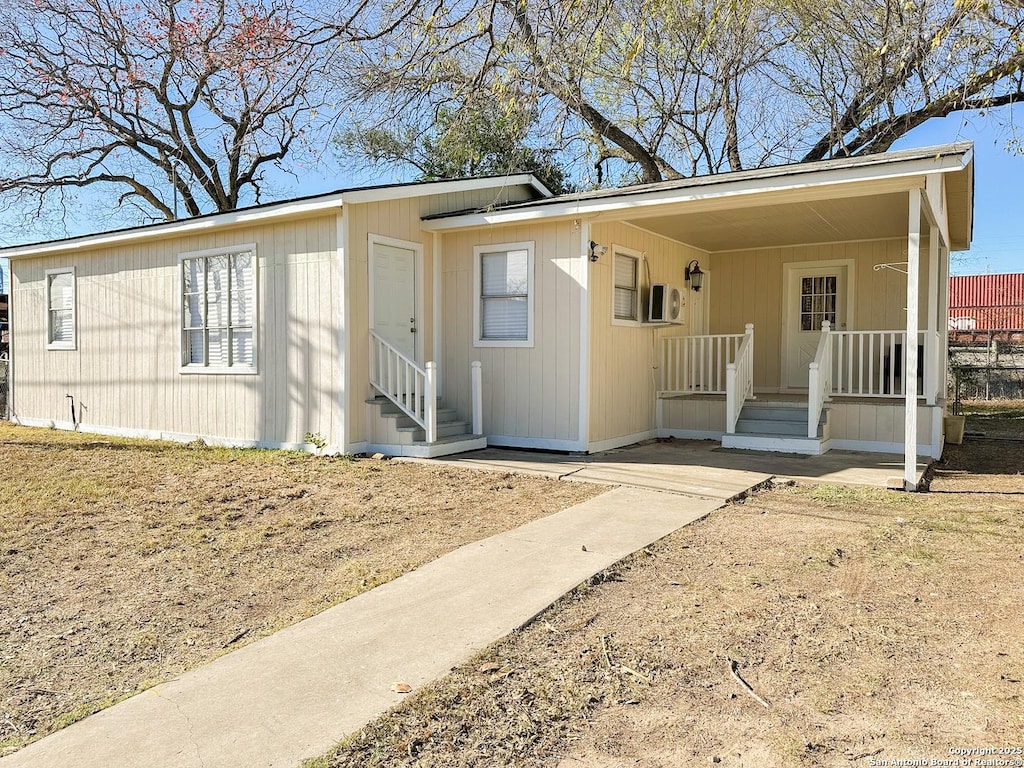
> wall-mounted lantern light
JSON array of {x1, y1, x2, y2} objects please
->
[
  {"x1": 685, "y1": 259, "x2": 703, "y2": 291},
  {"x1": 589, "y1": 241, "x2": 608, "y2": 262}
]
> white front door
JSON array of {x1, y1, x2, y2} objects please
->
[
  {"x1": 371, "y1": 239, "x2": 417, "y2": 361},
  {"x1": 782, "y1": 263, "x2": 851, "y2": 389}
]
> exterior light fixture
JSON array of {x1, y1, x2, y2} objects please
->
[
  {"x1": 685, "y1": 259, "x2": 703, "y2": 291},
  {"x1": 589, "y1": 241, "x2": 608, "y2": 262}
]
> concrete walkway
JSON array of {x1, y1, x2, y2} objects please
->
[{"x1": 0, "y1": 477, "x2": 769, "y2": 768}]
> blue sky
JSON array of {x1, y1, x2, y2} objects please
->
[
  {"x1": 892, "y1": 104, "x2": 1024, "y2": 276},
  {"x1": 1, "y1": 107, "x2": 1022, "y2": 287}
]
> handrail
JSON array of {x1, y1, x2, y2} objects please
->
[
  {"x1": 660, "y1": 332, "x2": 747, "y2": 394},
  {"x1": 725, "y1": 323, "x2": 754, "y2": 434},
  {"x1": 808, "y1": 320, "x2": 832, "y2": 438},
  {"x1": 369, "y1": 331, "x2": 436, "y2": 442}
]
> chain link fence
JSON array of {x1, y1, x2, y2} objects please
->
[{"x1": 949, "y1": 334, "x2": 1024, "y2": 414}]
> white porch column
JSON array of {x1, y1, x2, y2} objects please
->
[
  {"x1": 939, "y1": 241, "x2": 950, "y2": 393},
  {"x1": 926, "y1": 226, "x2": 939, "y2": 406},
  {"x1": 904, "y1": 190, "x2": 921, "y2": 490}
]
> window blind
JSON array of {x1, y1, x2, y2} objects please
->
[
  {"x1": 481, "y1": 250, "x2": 529, "y2": 340},
  {"x1": 47, "y1": 271, "x2": 74, "y2": 344},
  {"x1": 613, "y1": 254, "x2": 638, "y2": 320}
]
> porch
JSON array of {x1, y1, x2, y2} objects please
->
[{"x1": 656, "y1": 323, "x2": 946, "y2": 461}]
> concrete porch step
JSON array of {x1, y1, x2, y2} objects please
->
[
  {"x1": 721, "y1": 432, "x2": 829, "y2": 456},
  {"x1": 365, "y1": 433, "x2": 488, "y2": 458}
]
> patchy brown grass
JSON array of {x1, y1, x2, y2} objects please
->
[
  {"x1": 320, "y1": 439, "x2": 1023, "y2": 768},
  {"x1": 0, "y1": 423, "x2": 602, "y2": 756},
  {"x1": 961, "y1": 398, "x2": 1024, "y2": 440}
]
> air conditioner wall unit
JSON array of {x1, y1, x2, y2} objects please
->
[{"x1": 649, "y1": 283, "x2": 685, "y2": 324}]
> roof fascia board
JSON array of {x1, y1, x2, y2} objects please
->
[
  {"x1": 420, "y1": 151, "x2": 971, "y2": 232},
  {"x1": 1, "y1": 174, "x2": 550, "y2": 260},
  {"x1": 340, "y1": 174, "x2": 549, "y2": 204},
  {"x1": 921, "y1": 173, "x2": 951, "y2": 250},
  {"x1": 1, "y1": 194, "x2": 347, "y2": 259}
]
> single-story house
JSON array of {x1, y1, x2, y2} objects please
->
[{"x1": 0, "y1": 142, "x2": 973, "y2": 490}]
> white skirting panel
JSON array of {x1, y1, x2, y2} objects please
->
[
  {"x1": 586, "y1": 430, "x2": 657, "y2": 454},
  {"x1": 11, "y1": 416, "x2": 341, "y2": 455}
]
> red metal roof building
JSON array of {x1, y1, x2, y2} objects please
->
[{"x1": 949, "y1": 273, "x2": 1024, "y2": 332}]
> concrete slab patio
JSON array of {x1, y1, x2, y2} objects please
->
[
  {"x1": 0, "y1": 481, "x2": 764, "y2": 768},
  {"x1": 418, "y1": 438, "x2": 928, "y2": 491}
]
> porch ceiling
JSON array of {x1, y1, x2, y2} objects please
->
[{"x1": 623, "y1": 191, "x2": 910, "y2": 252}]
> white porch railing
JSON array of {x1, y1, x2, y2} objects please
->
[
  {"x1": 725, "y1": 324, "x2": 755, "y2": 434},
  {"x1": 829, "y1": 329, "x2": 939, "y2": 403},
  {"x1": 369, "y1": 331, "x2": 436, "y2": 443},
  {"x1": 660, "y1": 331, "x2": 748, "y2": 394},
  {"x1": 807, "y1": 321, "x2": 833, "y2": 438}
]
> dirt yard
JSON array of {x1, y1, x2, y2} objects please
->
[
  {"x1": 320, "y1": 435, "x2": 1023, "y2": 767},
  {"x1": 962, "y1": 398, "x2": 1024, "y2": 441},
  {"x1": 0, "y1": 423, "x2": 602, "y2": 756}
]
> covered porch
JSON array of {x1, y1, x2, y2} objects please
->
[{"x1": 601, "y1": 149, "x2": 972, "y2": 490}]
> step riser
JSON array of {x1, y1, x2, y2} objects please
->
[
  {"x1": 736, "y1": 419, "x2": 820, "y2": 437},
  {"x1": 739, "y1": 407, "x2": 826, "y2": 423},
  {"x1": 383, "y1": 409, "x2": 458, "y2": 429},
  {"x1": 371, "y1": 399, "x2": 443, "y2": 417},
  {"x1": 402, "y1": 422, "x2": 472, "y2": 442},
  {"x1": 721, "y1": 434, "x2": 828, "y2": 455}
]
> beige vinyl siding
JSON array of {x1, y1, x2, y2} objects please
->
[
  {"x1": 344, "y1": 186, "x2": 549, "y2": 445},
  {"x1": 440, "y1": 222, "x2": 581, "y2": 444},
  {"x1": 10, "y1": 213, "x2": 340, "y2": 448},
  {"x1": 587, "y1": 222, "x2": 707, "y2": 446},
  {"x1": 708, "y1": 237, "x2": 935, "y2": 391},
  {"x1": 343, "y1": 198, "x2": 435, "y2": 445}
]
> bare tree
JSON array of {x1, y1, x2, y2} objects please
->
[
  {"x1": 333, "y1": 0, "x2": 1024, "y2": 186},
  {"x1": 788, "y1": 0, "x2": 1024, "y2": 160},
  {"x1": 0, "y1": 0, "x2": 349, "y2": 225}
]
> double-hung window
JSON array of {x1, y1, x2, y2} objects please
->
[
  {"x1": 613, "y1": 249, "x2": 640, "y2": 322},
  {"x1": 474, "y1": 242, "x2": 534, "y2": 347},
  {"x1": 45, "y1": 268, "x2": 76, "y2": 349},
  {"x1": 180, "y1": 246, "x2": 256, "y2": 372}
]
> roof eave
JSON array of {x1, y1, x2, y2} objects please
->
[
  {"x1": 421, "y1": 145, "x2": 975, "y2": 232},
  {"x1": 0, "y1": 173, "x2": 548, "y2": 259}
]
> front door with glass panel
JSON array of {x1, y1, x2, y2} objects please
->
[
  {"x1": 783, "y1": 265, "x2": 848, "y2": 389},
  {"x1": 371, "y1": 240, "x2": 417, "y2": 361}
]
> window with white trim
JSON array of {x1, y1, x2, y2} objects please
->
[
  {"x1": 180, "y1": 246, "x2": 256, "y2": 372},
  {"x1": 46, "y1": 268, "x2": 76, "y2": 349},
  {"x1": 613, "y1": 250, "x2": 639, "y2": 321},
  {"x1": 474, "y1": 242, "x2": 534, "y2": 347}
]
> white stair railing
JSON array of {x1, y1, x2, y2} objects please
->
[
  {"x1": 725, "y1": 324, "x2": 754, "y2": 434},
  {"x1": 808, "y1": 320, "x2": 832, "y2": 438},
  {"x1": 660, "y1": 331, "x2": 748, "y2": 394},
  {"x1": 369, "y1": 331, "x2": 436, "y2": 443}
]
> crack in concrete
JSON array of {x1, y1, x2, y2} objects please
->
[{"x1": 152, "y1": 691, "x2": 206, "y2": 768}]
